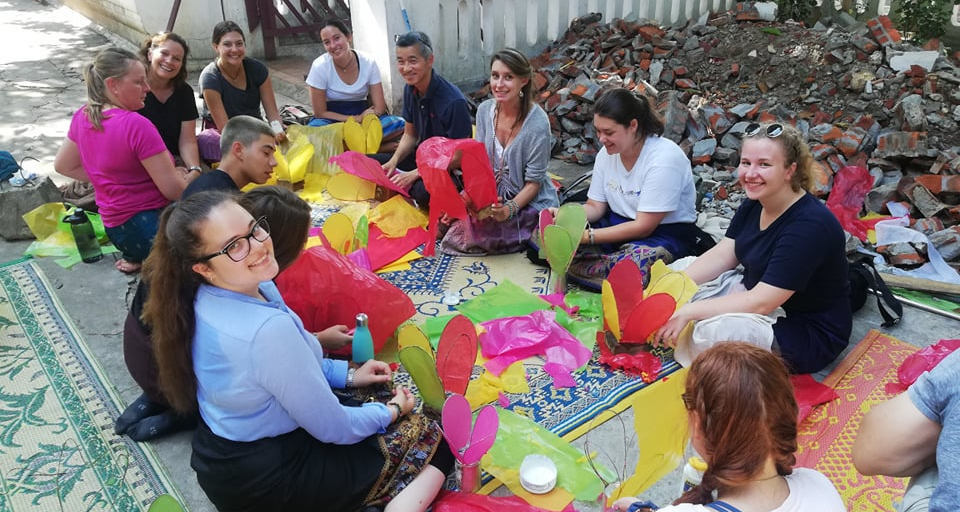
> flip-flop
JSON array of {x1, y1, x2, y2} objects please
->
[{"x1": 115, "y1": 258, "x2": 142, "y2": 274}]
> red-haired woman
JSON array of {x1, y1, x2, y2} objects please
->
[{"x1": 613, "y1": 342, "x2": 844, "y2": 512}]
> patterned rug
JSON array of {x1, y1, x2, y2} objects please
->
[
  {"x1": 0, "y1": 258, "x2": 182, "y2": 511},
  {"x1": 796, "y1": 329, "x2": 918, "y2": 512}
]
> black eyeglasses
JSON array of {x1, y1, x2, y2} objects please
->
[
  {"x1": 198, "y1": 216, "x2": 270, "y2": 263},
  {"x1": 681, "y1": 392, "x2": 694, "y2": 410},
  {"x1": 743, "y1": 122, "x2": 784, "y2": 138},
  {"x1": 394, "y1": 31, "x2": 432, "y2": 50}
]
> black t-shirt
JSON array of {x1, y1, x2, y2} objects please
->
[{"x1": 138, "y1": 82, "x2": 199, "y2": 157}]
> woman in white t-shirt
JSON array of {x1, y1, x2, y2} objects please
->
[
  {"x1": 612, "y1": 342, "x2": 846, "y2": 512},
  {"x1": 305, "y1": 19, "x2": 404, "y2": 152},
  {"x1": 560, "y1": 88, "x2": 710, "y2": 289}
]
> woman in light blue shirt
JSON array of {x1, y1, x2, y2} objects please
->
[{"x1": 142, "y1": 191, "x2": 451, "y2": 512}]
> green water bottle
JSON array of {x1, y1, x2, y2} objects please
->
[
  {"x1": 352, "y1": 313, "x2": 374, "y2": 363},
  {"x1": 64, "y1": 208, "x2": 102, "y2": 263}
]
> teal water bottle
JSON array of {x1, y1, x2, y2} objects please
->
[
  {"x1": 64, "y1": 208, "x2": 102, "y2": 263},
  {"x1": 351, "y1": 313, "x2": 375, "y2": 363}
]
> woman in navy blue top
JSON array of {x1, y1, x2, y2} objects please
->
[{"x1": 656, "y1": 123, "x2": 850, "y2": 373}]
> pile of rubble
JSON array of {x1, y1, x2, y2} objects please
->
[{"x1": 472, "y1": 8, "x2": 960, "y2": 278}]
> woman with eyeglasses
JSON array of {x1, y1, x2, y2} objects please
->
[
  {"x1": 305, "y1": 18, "x2": 404, "y2": 152},
  {"x1": 655, "y1": 123, "x2": 851, "y2": 374},
  {"x1": 440, "y1": 48, "x2": 559, "y2": 255},
  {"x1": 611, "y1": 342, "x2": 844, "y2": 512},
  {"x1": 548, "y1": 88, "x2": 708, "y2": 289},
  {"x1": 143, "y1": 190, "x2": 451, "y2": 512}
]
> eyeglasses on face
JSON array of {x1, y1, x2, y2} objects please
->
[
  {"x1": 743, "y1": 122, "x2": 784, "y2": 138},
  {"x1": 394, "y1": 31, "x2": 432, "y2": 50},
  {"x1": 198, "y1": 216, "x2": 270, "y2": 263},
  {"x1": 681, "y1": 392, "x2": 694, "y2": 410}
]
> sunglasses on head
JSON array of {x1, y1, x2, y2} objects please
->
[
  {"x1": 743, "y1": 122, "x2": 784, "y2": 138},
  {"x1": 394, "y1": 31, "x2": 432, "y2": 50}
]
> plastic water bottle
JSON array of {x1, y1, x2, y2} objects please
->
[
  {"x1": 64, "y1": 208, "x2": 102, "y2": 263},
  {"x1": 351, "y1": 313, "x2": 374, "y2": 363},
  {"x1": 681, "y1": 456, "x2": 708, "y2": 493}
]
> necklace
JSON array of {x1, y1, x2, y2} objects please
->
[
  {"x1": 492, "y1": 103, "x2": 520, "y2": 184},
  {"x1": 218, "y1": 59, "x2": 242, "y2": 81},
  {"x1": 335, "y1": 51, "x2": 355, "y2": 73}
]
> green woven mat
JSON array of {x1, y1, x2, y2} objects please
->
[{"x1": 0, "y1": 257, "x2": 183, "y2": 511}]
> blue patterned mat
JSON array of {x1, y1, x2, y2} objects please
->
[
  {"x1": 310, "y1": 202, "x2": 679, "y2": 440},
  {"x1": 0, "y1": 258, "x2": 182, "y2": 511}
]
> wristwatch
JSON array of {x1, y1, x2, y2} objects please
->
[{"x1": 345, "y1": 367, "x2": 356, "y2": 388}]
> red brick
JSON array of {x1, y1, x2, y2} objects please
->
[
  {"x1": 914, "y1": 175, "x2": 960, "y2": 194},
  {"x1": 675, "y1": 78, "x2": 697, "y2": 89},
  {"x1": 638, "y1": 25, "x2": 665, "y2": 42},
  {"x1": 867, "y1": 16, "x2": 901, "y2": 46},
  {"x1": 820, "y1": 126, "x2": 844, "y2": 143},
  {"x1": 838, "y1": 128, "x2": 867, "y2": 157}
]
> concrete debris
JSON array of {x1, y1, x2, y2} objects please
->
[{"x1": 469, "y1": 11, "x2": 960, "y2": 277}]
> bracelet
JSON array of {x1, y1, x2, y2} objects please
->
[
  {"x1": 388, "y1": 402, "x2": 403, "y2": 421},
  {"x1": 345, "y1": 367, "x2": 355, "y2": 388},
  {"x1": 187, "y1": 166, "x2": 202, "y2": 174},
  {"x1": 506, "y1": 200, "x2": 519, "y2": 220},
  {"x1": 588, "y1": 227, "x2": 596, "y2": 245}
]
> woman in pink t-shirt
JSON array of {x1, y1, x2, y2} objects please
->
[{"x1": 55, "y1": 47, "x2": 199, "y2": 273}]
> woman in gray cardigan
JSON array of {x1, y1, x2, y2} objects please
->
[{"x1": 440, "y1": 48, "x2": 559, "y2": 255}]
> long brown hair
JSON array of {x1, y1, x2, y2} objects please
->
[
  {"x1": 82, "y1": 47, "x2": 140, "y2": 130},
  {"x1": 675, "y1": 342, "x2": 798, "y2": 505},
  {"x1": 142, "y1": 191, "x2": 238, "y2": 414},
  {"x1": 490, "y1": 48, "x2": 534, "y2": 129}
]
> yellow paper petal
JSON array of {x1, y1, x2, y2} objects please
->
[
  {"x1": 374, "y1": 250, "x2": 422, "y2": 273},
  {"x1": 300, "y1": 173, "x2": 329, "y2": 202},
  {"x1": 322, "y1": 212, "x2": 356, "y2": 255},
  {"x1": 273, "y1": 147, "x2": 290, "y2": 182},
  {"x1": 286, "y1": 142, "x2": 314, "y2": 183},
  {"x1": 499, "y1": 361, "x2": 529, "y2": 393},
  {"x1": 601, "y1": 280, "x2": 621, "y2": 341},
  {"x1": 369, "y1": 195, "x2": 429, "y2": 237},
  {"x1": 327, "y1": 172, "x2": 376, "y2": 201},
  {"x1": 343, "y1": 116, "x2": 366, "y2": 153},
  {"x1": 375, "y1": 261, "x2": 412, "y2": 273},
  {"x1": 363, "y1": 113, "x2": 383, "y2": 154},
  {"x1": 610, "y1": 369, "x2": 689, "y2": 503},
  {"x1": 646, "y1": 260, "x2": 698, "y2": 306},
  {"x1": 397, "y1": 324, "x2": 433, "y2": 354}
]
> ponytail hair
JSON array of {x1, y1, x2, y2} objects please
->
[
  {"x1": 674, "y1": 342, "x2": 798, "y2": 505},
  {"x1": 142, "y1": 190, "x2": 238, "y2": 414},
  {"x1": 82, "y1": 47, "x2": 140, "y2": 131}
]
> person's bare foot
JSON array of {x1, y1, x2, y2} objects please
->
[{"x1": 114, "y1": 258, "x2": 141, "y2": 274}]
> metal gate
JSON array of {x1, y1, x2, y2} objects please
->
[{"x1": 245, "y1": 0, "x2": 350, "y2": 59}]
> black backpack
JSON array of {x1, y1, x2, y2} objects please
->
[{"x1": 849, "y1": 255, "x2": 903, "y2": 328}]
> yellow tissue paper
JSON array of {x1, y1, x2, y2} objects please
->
[
  {"x1": 327, "y1": 172, "x2": 376, "y2": 201},
  {"x1": 322, "y1": 212, "x2": 356, "y2": 255},
  {"x1": 609, "y1": 369, "x2": 689, "y2": 504},
  {"x1": 362, "y1": 113, "x2": 383, "y2": 153},
  {"x1": 369, "y1": 195, "x2": 428, "y2": 237}
]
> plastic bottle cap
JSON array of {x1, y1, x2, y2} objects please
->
[{"x1": 689, "y1": 456, "x2": 708, "y2": 472}]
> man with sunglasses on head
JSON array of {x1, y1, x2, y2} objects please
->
[{"x1": 379, "y1": 31, "x2": 472, "y2": 208}]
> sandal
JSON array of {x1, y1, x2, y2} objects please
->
[{"x1": 114, "y1": 258, "x2": 142, "y2": 274}]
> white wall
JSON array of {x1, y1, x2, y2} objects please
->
[{"x1": 350, "y1": 0, "x2": 739, "y2": 111}]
